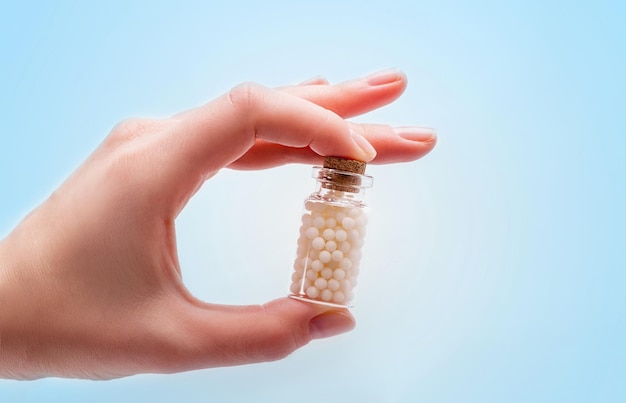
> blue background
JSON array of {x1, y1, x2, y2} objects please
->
[{"x1": 1, "y1": 1, "x2": 624, "y2": 402}]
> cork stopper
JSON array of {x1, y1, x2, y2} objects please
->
[
  {"x1": 320, "y1": 157, "x2": 367, "y2": 192},
  {"x1": 323, "y1": 156, "x2": 367, "y2": 175}
]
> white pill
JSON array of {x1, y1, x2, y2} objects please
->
[
  {"x1": 314, "y1": 277, "x2": 328, "y2": 290},
  {"x1": 340, "y1": 279, "x2": 352, "y2": 291},
  {"x1": 335, "y1": 211, "x2": 346, "y2": 222},
  {"x1": 345, "y1": 291, "x2": 354, "y2": 303},
  {"x1": 294, "y1": 259, "x2": 304, "y2": 271},
  {"x1": 290, "y1": 282, "x2": 301, "y2": 294},
  {"x1": 312, "y1": 237, "x2": 325, "y2": 250},
  {"x1": 339, "y1": 258, "x2": 352, "y2": 270},
  {"x1": 342, "y1": 217, "x2": 356, "y2": 230},
  {"x1": 331, "y1": 250, "x2": 344, "y2": 262},
  {"x1": 325, "y1": 240, "x2": 337, "y2": 252},
  {"x1": 356, "y1": 214, "x2": 368, "y2": 228},
  {"x1": 349, "y1": 249, "x2": 362, "y2": 261},
  {"x1": 306, "y1": 286, "x2": 320, "y2": 299},
  {"x1": 301, "y1": 214, "x2": 312, "y2": 225},
  {"x1": 319, "y1": 250, "x2": 332, "y2": 263},
  {"x1": 308, "y1": 249, "x2": 319, "y2": 260},
  {"x1": 349, "y1": 208, "x2": 362, "y2": 217},
  {"x1": 306, "y1": 269, "x2": 318, "y2": 281},
  {"x1": 325, "y1": 218, "x2": 337, "y2": 228},
  {"x1": 297, "y1": 243, "x2": 307, "y2": 255},
  {"x1": 313, "y1": 216, "x2": 326, "y2": 229},
  {"x1": 320, "y1": 289, "x2": 333, "y2": 301},
  {"x1": 303, "y1": 279, "x2": 312, "y2": 290},
  {"x1": 332, "y1": 291, "x2": 345, "y2": 303},
  {"x1": 311, "y1": 260, "x2": 324, "y2": 271},
  {"x1": 333, "y1": 268, "x2": 346, "y2": 280},
  {"x1": 298, "y1": 230, "x2": 308, "y2": 241},
  {"x1": 348, "y1": 229, "x2": 361, "y2": 241},
  {"x1": 291, "y1": 271, "x2": 302, "y2": 282},
  {"x1": 327, "y1": 278, "x2": 340, "y2": 291},
  {"x1": 322, "y1": 228, "x2": 335, "y2": 240},
  {"x1": 335, "y1": 229, "x2": 347, "y2": 242},
  {"x1": 305, "y1": 227, "x2": 319, "y2": 239},
  {"x1": 339, "y1": 241, "x2": 351, "y2": 253},
  {"x1": 321, "y1": 268, "x2": 333, "y2": 279}
]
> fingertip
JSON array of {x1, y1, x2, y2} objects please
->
[
  {"x1": 350, "y1": 130, "x2": 378, "y2": 162},
  {"x1": 393, "y1": 126, "x2": 437, "y2": 143},
  {"x1": 309, "y1": 311, "x2": 356, "y2": 340},
  {"x1": 264, "y1": 297, "x2": 355, "y2": 341},
  {"x1": 298, "y1": 76, "x2": 330, "y2": 86},
  {"x1": 364, "y1": 67, "x2": 407, "y2": 88}
]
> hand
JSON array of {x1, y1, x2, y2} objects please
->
[{"x1": 0, "y1": 68, "x2": 436, "y2": 379}]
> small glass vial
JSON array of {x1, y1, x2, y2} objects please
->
[{"x1": 289, "y1": 156, "x2": 373, "y2": 308}]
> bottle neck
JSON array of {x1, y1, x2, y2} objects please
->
[{"x1": 311, "y1": 167, "x2": 373, "y2": 206}]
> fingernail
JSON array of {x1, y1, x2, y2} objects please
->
[
  {"x1": 393, "y1": 126, "x2": 437, "y2": 142},
  {"x1": 365, "y1": 68, "x2": 403, "y2": 86},
  {"x1": 351, "y1": 130, "x2": 377, "y2": 161},
  {"x1": 309, "y1": 312, "x2": 355, "y2": 340},
  {"x1": 299, "y1": 76, "x2": 329, "y2": 86}
]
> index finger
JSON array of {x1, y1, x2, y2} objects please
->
[{"x1": 154, "y1": 82, "x2": 377, "y2": 210}]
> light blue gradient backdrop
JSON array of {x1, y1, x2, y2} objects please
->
[{"x1": 1, "y1": 1, "x2": 624, "y2": 402}]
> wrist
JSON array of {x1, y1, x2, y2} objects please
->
[
  {"x1": 0, "y1": 234, "x2": 35, "y2": 379},
  {"x1": 0, "y1": 225, "x2": 64, "y2": 380}
]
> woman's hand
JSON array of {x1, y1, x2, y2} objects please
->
[{"x1": 0, "y1": 68, "x2": 436, "y2": 379}]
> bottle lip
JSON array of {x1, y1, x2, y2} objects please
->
[{"x1": 312, "y1": 166, "x2": 374, "y2": 190}]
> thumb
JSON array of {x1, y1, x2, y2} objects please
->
[{"x1": 164, "y1": 297, "x2": 355, "y2": 371}]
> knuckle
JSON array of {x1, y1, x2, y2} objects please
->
[
  {"x1": 104, "y1": 118, "x2": 168, "y2": 151},
  {"x1": 227, "y1": 82, "x2": 266, "y2": 112},
  {"x1": 110, "y1": 118, "x2": 155, "y2": 141}
]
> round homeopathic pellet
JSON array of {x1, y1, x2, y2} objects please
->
[
  {"x1": 314, "y1": 277, "x2": 328, "y2": 290},
  {"x1": 331, "y1": 250, "x2": 344, "y2": 262},
  {"x1": 333, "y1": 268, "x2": 346, "y2": 281},
  {"x1": 312, "y1": 237, "x2": 325, "y2": 250},
  {"x1": 313, "y1": 216, "x2": 326, "y2": 229},
  {"x1": 349, "y1": 208, "x2": 361, "y2": 218},
  {"x1": 306, "y1": 269, "x2": 318, "y2": 281},
  {"x1": 325, "y1": 240, "x2": 337, "y2": 252},
  {"x1": 306, "y1": 286, "x2": 320, "y2": 299},
  {"x1": 311, "y1": 260, "x2": 324, "y2": 271},
  {"x1": 323, "y1": 228, "x2": 335, "y2": 241},
  {"x1": 290, "y1": 282, "x2": 301, "y2": 294},
  {"x1": 305, "y1": 227, "x2": 319, "y2": 239},
  {"x1": 327, "y1": 278, "x2": 340, "y2": 291},
  {"x1": 342, "y1": 217, "x2": 356, "y2": 230},
  {"x1": 320, "y1": 289, "x2": 333, "y2": 301},
  {"x1": 339, "y1": 241, "x2": 351, "y2": 253},
  {"x1": 348, "y1": 229, "x2": 360, "y2": 241},
  {"x1": 335, "y1": 229, "x2": 347, "y2": 242},
  {"x1": 335, "y1": 211, "x2": 346, "y2": 223},
  {"x1": 319, "y1": 250, "x2": 332, "y2": 263},
  {"x1": 340, "y1": 258, "x2": 352, "y2": 270},
  {"x1": 321, "y1": 268, "x2": 333, "y2": 279},
  {"x1": 332, "y1": 291, "x2": 345, "y2": 303}
]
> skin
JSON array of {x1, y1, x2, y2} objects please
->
[{"x1": 0, "y1": 68, "x2": 436, "y2": 380}]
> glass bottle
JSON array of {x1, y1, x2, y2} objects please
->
[{"x1": 289, "y1": 156, "x2": 373, "y2": 308}]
